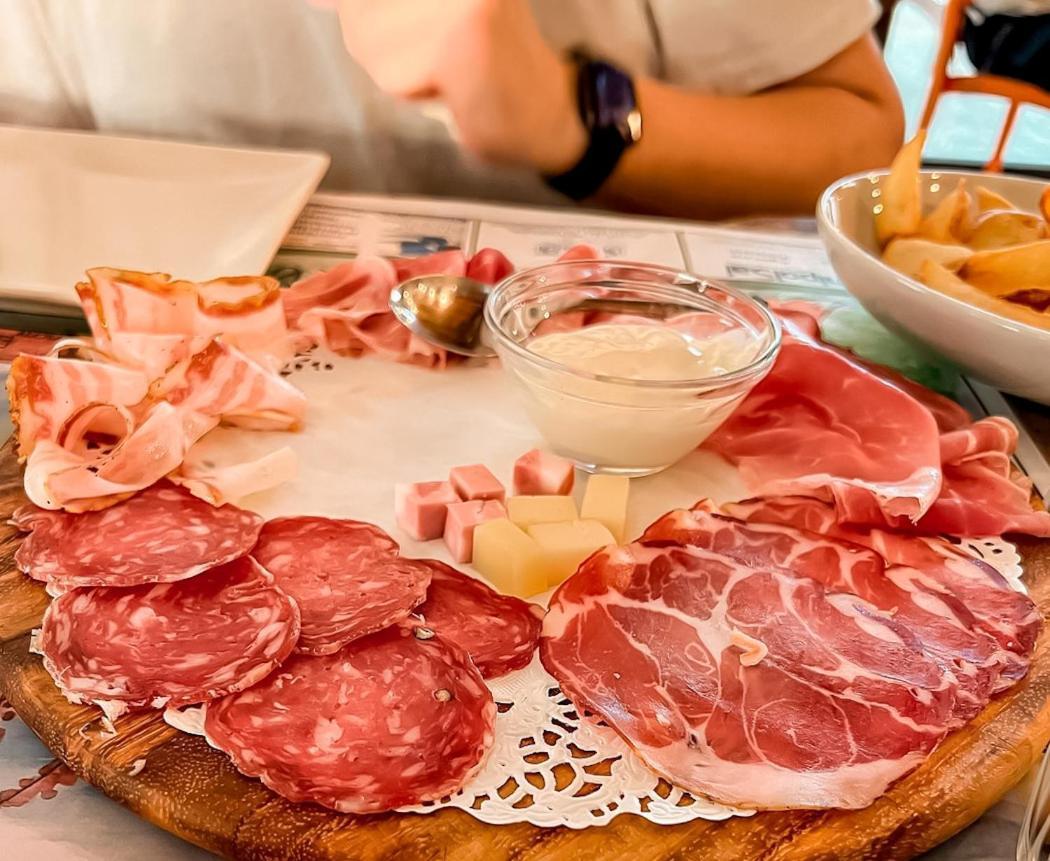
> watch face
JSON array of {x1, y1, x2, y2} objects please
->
[{"x1": 591, "y1": 62, "x2": 642, "y2": 144}]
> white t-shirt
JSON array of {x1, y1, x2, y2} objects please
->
[{"x1": 0, "y1": 0, "x2": 878, "y2": 205}]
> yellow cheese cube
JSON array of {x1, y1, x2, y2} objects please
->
[
  {"x1": 507, "y1": 495, "x2": 578, "y2": 530},
  {"x1": 527, "y1": 520, "x2": 616, "y2": 587},
  {"x1": 472, "y1": 518, "x2": 548, "y2": 598},
  {"x1": 580, "y1": 474, "x2": 630, "y2": 543}
]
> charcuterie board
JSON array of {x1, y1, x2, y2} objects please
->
[{"x1": 0, "y1": 425, "x2": 1049, "y2": 861}]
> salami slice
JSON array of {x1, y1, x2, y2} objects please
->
[
  {"x1": 251, "y1": 516, "x2": 429, "y2": 655},
  {"x1": 415, "y1": 560, "x2": 544, "y2": 678},
  {"x1": 204, "y1": 623, "x2": 495, "y2": 813},
  {"x1": 40, "y1": 556, "x2": 299, "y2": 713},
  {"x1": 15, "y1": 481, "x2": 263, "y2": 589}
]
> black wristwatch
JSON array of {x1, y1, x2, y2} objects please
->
[{"x1": 544, "y1": 54, "x2": 642, "y2": 201}]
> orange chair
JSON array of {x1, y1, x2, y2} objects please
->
[{"x1": 919, "y1": 0, "x2": 1050, "y2": 172}]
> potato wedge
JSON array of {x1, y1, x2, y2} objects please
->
[
  {"x1": 960, "y1": 240, "x2": 1050, "y2": 295},
  {"x1": 975, "y1": 185, "x2": 1016, "y2": 213},
  {"x1": 966, "y1": 210, "x2": 1046, "y2": 250},
  {"x1": 1041, "y1": 186, "x2": 1050, "y2": 226},
  {"x1": 875, "y1": 131, "x2": 925, "y2": 246},
  {"x1": 882, "y1": 237, "x2": 971, "y2": 279},
  {"x1": 917, "y1": 259, "x2": 1050, "y2": 331},
  {"x1": 917, "y1": 179, "x2": 973, "y2": 242}
]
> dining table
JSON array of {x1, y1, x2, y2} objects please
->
[{"x1": 0, "y1": 201, "x2": 1046, "y2": 861}]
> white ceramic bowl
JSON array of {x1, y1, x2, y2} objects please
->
[{"x1": 817, "y1": 169, "x2": 1050, "y2": 404}]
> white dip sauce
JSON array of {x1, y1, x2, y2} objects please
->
[{"x1": 513, "y1": 323, "x2": 761, "y2": 474}]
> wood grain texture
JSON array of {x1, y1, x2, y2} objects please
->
[{"x1": 1, "y1": 436, "x2": 1048, "y2": 861}]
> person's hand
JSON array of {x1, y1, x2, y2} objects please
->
[{"x1": 335, "y1": 0, "x2": 586, "y2": 174}]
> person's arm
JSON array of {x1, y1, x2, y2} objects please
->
[
  {"x1": 336, "y1": 0, "x2": 903, "y2": 220},
  {"x1": 595, "y1": 35, "x2": 905, "y2": 219}
]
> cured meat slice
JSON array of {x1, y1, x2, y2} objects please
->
[
  {"x1": 7, "y1": 354, "x2": 149, "y2": 459},
  {"x1": 193, "y1": 275, "x2": 291, "y2": 368},
  {"x1": 77, "y1": 269, "x2": 199, "y2": 345},
  {"x1": 40, "y1": 556, "x2": 299, "y2": 714},
  {"x1": 15, "y1": 481, "x2": 263, "y2": 588},
  {"x1": 164, "y1": 340, "x2": 306, "y2": 431},
  {"x1": 705, "y1": 313, "x2": 1050, "y2": 537},
  {"x1": 204, "y1": 623, "x2": 495, "y2": 813},
  {"x1": 414, "y1": 560, "x2": 544, "y2": 678},
  {"x1": 642, "y1": 504, "x2": 1027, "y2": 722},
  {"x1": 725, "y1": 497, "x2": 1041, "y2": 682},
  {"x1": 79, "y1": 268, "x2": 292, "y2": 369},
  {"x1": 170, "y1": 445, "x2": 298, "y2": 506},
  {"x1": 251, "y1": 516, "x2": 431, "y2": 655},
  {"x1": 703, "y1": 318, "x2": 943, "y2": 523},
  {"x1": 23, "y1": 403, "x2": 195, "y2": 512},
  {"x1": 541, "y1": 541, "x2": 960, "y2": 810},
  {"x1": 291, "y1": 255, "x2": 449, "y2": 368}
]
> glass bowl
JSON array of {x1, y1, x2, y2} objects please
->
[{"x1": 483, "y1": 259, "x2": 781, "y2": 476}]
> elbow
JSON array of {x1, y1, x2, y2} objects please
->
[{"x1": 837, "y1": 88, "x2": 906, "y2": 176}]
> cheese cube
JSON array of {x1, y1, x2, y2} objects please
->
[
  {"x1": 394, "y1": 481, "x2": 460, "y2": 541},
  {"x1": 507, "y1": 495, "x2": 578, "y2": 531},
  {"x1": 443, "y1": 499, "x2": 506, "y2": 563},
  {"x1": 580, "y1": 474, "x2": 630, "y2": 543},
  {"x1": 513, "y1": 449, "x2": 575, "y2": 496},
  {"x1": 472, "y1": 518, "x2": 548, "y2": 598},
  {"x1": 449, "y1": 464, "x2": 505, "y2": 502},
  {"x1": 527, "y1": 520, "x2": 615, "y2": 586}
]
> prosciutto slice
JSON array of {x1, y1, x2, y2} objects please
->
[
  {"x1": 285, "y1": 244, "x2": 595, "y2": 367},
  {"x1": 703, "y1": 318, "x2": 943, "y2": 523},
  {"x1": 541, "y1": 541, "x2": 956, "y2": 810},
  {"x1": 705, "y1": 314, "x2": 1050, "y2": 537}
]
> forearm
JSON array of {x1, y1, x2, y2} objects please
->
[{"x1": 594, "y1": 77, "x2": 904, "y2": 221}]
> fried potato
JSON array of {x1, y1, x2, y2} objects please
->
[
  {"x1": 966, "y1": 210, "x2": 1047, "y2": 250},
  {"x1": 1041, "y1": 186, "x2": 1050, "y2": 226},
  {"x1": 975, "y1": 185, "x2": 1016, "y2": 213},
  {"x1": 875, "y1": 131, "x2": 925, "y2": 246},
  {"x1": 917, "y1": 179, "x2": 974, "y2": 242},
  {"x1": 917, "y1": 260, "x2": 1050, "y2": 331},
  {"x1": 882, "y1": 237, "x2": 971, "y2": 279},
  {"x1": 959, "y1": 240, "x2": 1050, "y2": 295}
]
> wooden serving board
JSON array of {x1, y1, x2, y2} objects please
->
[{"x1": 1, "y1": 438, "x2": 1049, "y2": 861}]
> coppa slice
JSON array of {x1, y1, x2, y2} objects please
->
[
  {"x1": 39, "y1": 556, "x2": 299, "y2": 718},
  {"x1": 414, "y1": 560, "x2": 544, "y2": 678},
  {"x1": 642, "y1": 504, "x2": 1023, "y2": 723},
  {"x1": 251, "y1": 516, "x2": 430, "y2": 655},
  {"x1": 204, "y1": 623, "x2": 495, "y2": 813},
  {"x1": 541, "y1": 542, "x2": 958, "y2": 810},
  {"x1": 724, "y1": 496, "x2": 1042, "y2": 676},
  {"x1": 14, "y1": 482, "x2": 263, "y2": 589}
]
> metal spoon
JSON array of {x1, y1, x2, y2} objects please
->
[
  {"x1": 389, "y1": 273, "x2": 706, "y2": 358},
  {"x1": 390, "y1": 274, "x2": 495, "y2": 358}
]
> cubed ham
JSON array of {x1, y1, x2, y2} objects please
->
[
  {"x1": 443, "y1": 500, "x2": 507, "y2": 563},
  {"x1": 513, "y1": 449, "x2": 575, "y2": 496},
  {"x1": 449, "y1": 464, "x2": 505, "y2": 502},
  {"x1": 394, "y1": 481, "x2": 460, "y2": 541}
]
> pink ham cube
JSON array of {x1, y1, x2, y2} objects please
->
[
  {"x1": 394, "y1": 481, "x2": 460, "y2": 541},
  {"x1": 513, "y1": 449, "x2": 575, "y2": 496},
  {"x1": 449, "y1": 464, "x2": 505, "y2": 502},
  {"x1": 443, "y1": 499, "x2": 506, "y2": 563}
]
